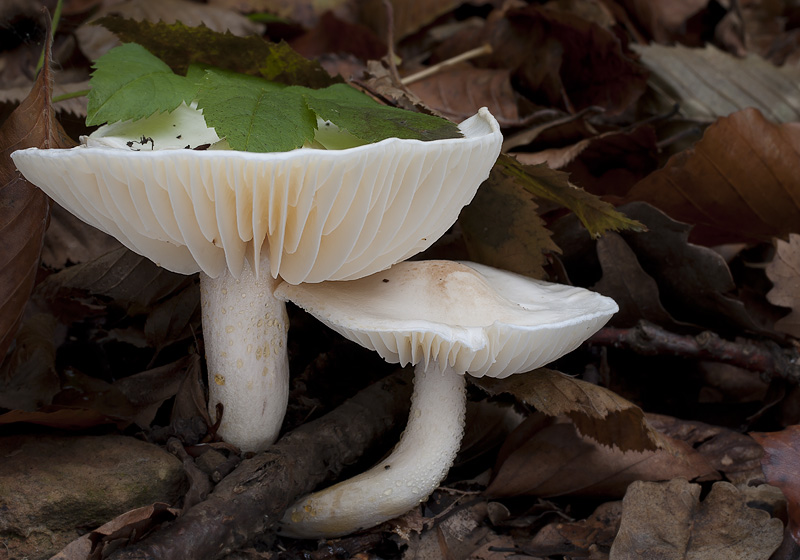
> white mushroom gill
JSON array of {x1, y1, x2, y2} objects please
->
[
  {"x1": 11, "y1": 110, "x2": 502, "y2": 453},
  {"x1": 275, "y1": 260, "x2": 618, "y2": 538}
]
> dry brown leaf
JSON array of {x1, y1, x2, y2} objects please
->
[
  {"x1": 459, "y1": 168, "x2": 559, "y2": 280},
  {"x1": 485, "y1": 417, "x2": 717, "y2": 499},
  {"x1": 616, "y1": 0, "x2": 710, "y2": 43},
  {"x1": 766, "y1": 234, "x2": 800, "y2": 338},
  {"x1": 626, "y1": 108, "x2": 800, "y2": 245},
  {"x1": 475, "y1": 5, "x2": 648, "y2": 115},
  {"x1": 41, "y1": 203, "x2": 123, "y2": 270},
  {"x1": 0, "y1": 18, "x2": 76, "y2": 364},
  {"x1": 0, "y1": 313, "x2": 59, "y2": 411},
  {"x1": 593, "y1": 232, "x2": 683, "y2": 329},
  {"x1": 407, "y1": 65, "x2": 521, "y2": 127},
  {"x1": 38, "y1": 247, "x2": 194, "y2": 316},
  {"x1": 51, "y1": 503, "x2": 181, "y2": 560},
  {"x1": 752, "y1": 426, "x2": 800, "y2": 544},
  {"x1": 617, "y1": 202, "x2": 762, "y2": 333},
  {"x1": 634, "y1": 43, "x2": 800, "y2": 123},
  {"x1": 473, "y1": 368, "x2": 662, "y2": 452},
  {"x1": 609, "y1": 479, "x2": 784, "y2": 559},
  {"x1": 525, "y1": 501, "x2": 621, "y2": 557}
]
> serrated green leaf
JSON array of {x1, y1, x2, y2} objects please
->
[
  {"x1": 86, "y1": 43, "x2": 197, "y2": 126},
  {"x1": 96, "y1": 16, "x2": 340, "y2": 89},
  {"x1": 196, "y1": 70, "x2": 316, "y2": 152},
  {"x1": 498, "y1": 155, "x2": 646, "y2": 238},
  {"x1": 304, "y1": 84, "x2": 462, "y2": 143}
]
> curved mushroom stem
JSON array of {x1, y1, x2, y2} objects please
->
[
  {"x1": 279, "y1": 362, "x2": 467, "y2": 538},
  {"x1": 200, "y1": 258, "x2": 289, "y2": 452}
]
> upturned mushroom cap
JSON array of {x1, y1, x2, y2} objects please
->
[
  {"x1": 275, "y1": 260, "x2": 619, "y2": 378},
  {"x1": 11, "y1": 109, "x2": 502, "y2": 284}
]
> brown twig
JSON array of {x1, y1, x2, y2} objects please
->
[
  {"x1": 589, "y1": 321, "x2": 800, "y2": 382},
  {"x1": 106, "y1": 370, "x2": 414, "y2": 560}
]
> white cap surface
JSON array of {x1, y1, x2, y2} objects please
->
[
  {"x1": 11, "y1": 109, "x2": 502, "y2": 284},
  {"x1": 275, "y1": 260, "x2": 619, "y2": 378}
]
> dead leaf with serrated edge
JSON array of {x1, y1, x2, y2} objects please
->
[
  {"x1": 766, "y1": 233, "x2": 800, "y2": 338},
  {"x1": 472, "y1": 368, "x2": 662, "y2": 452},
  {"x1": 459, "y1": 168, "x2": 559, "y2": 280},
  {"x1": 0, "y1": 14, "x2": 76, "y2": 364},
  {"x1": 497, "y1": 155, "x2": 646, "y2": 239}
]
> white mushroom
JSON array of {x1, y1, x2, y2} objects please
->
[
  {"x1": 11, "y1": 109, "x2": 502, "y2": 452},
  {"x1": 275, "y1": 260, "x2": 618, "y2": 537}
]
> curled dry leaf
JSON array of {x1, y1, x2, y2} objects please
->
[
  {"x1": 0, "y1": 18, "x2": 76, "y2": 364},
  {"x1": 751, "y1": 426, "x2": 800, "y2": 544},
  {"x1": 766, "y1": 234, "x2": 800, "y2": 338},
  {"x1": 473, "y1": 368, "x2": 662, "y2": 452},
  {"x1": 626, "y1": 108, "x2": 800, "y2": 245},
  {"x1": 485, "y1": 416, "x2": 717, "y2": 499},
  {"x1": 609, "y1": 479, "x2": 784, "y2": 560},
  {"x1": 51, "y1": 502, "x2": 180, "y2": 560},
  {"x1": 616, "y1": 0, "x2": 709, "y2": 43}
]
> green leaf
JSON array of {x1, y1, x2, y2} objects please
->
[
  {"x1": 304, "y1": 84, "x2": 462, "y2": 143},
  {"x1": 196, "y1": 70, "x2": 316, "y2": 152},
  {"x1": 95, "y1": 16, "x2": 340, "y2": 89},
  {"x1": 86, "y1": 43, "x2": 197, "y2": 126},
  {"x1": 497, "y1": 155, "x2": 646, "y2": 238}
]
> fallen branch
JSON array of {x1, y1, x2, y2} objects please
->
[
  {"x1": 107, "y1": 369, "x2": 414, "y2": 560},
  {"x1": 590, "y1": 321, "x2": 800, "y2": 382}
]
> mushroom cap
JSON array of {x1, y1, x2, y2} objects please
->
[
  {"x1": 11, "y1": 109, "x2": 501, "y2": 284},
  {"x1": 274, "y1": 260, "x2": 618, "y2": 378}
]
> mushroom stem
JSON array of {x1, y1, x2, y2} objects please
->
[
  {"x1": 279, "y1": 362, "x2": 467, "y2": 538},
  {"x1": 200, "y1": 258, "x2": 289, "y2": 452}
]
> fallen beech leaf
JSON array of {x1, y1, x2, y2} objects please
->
[
  {"x1": 486, "y1": 417, "x2": 716, "y2": 499},
  {"x1": 478, "y1": 5, "x2": 648, "y2": 114},
  {"x1": 361, "y1": 0, "x2": 463, "y2": 40},
  {"x1": 408, "y1": 65, "x2": 521, "y2": 127},
  {"x1": 626, "y1": 108, "x2": 800, "y2": 245},
  {"x1": 144, "y1": 281, "x2": 201, "y2": 348},
  {"x1": 618, "y1": 0, "x2": 709, "y2": 43},
  {"x1": 459, "y1": 168, "x2": 558, "y2": 280},
  {"x1": 0, "y1": 313, "x2": 59, "y2": 411},
  {"x1": 526, "y1": 501, "x2": 621, "y2": 557},
  {"x1": 473, "y1": 368, "x2": 662, "y2": 452},
  {"x1": 766, "y1": 234, "x2": 800, "y2": 338},
  {"x1": 0, "y1": 407, "x2": 127, "y2": 429},
  {"x1": 618, "y1": 202, "x2": 762, "y2": 333},
  {"x1": 498, "y1": 156, "x2": 646, "y2": 238},
  {"x1": 609, "y1": 479, "x2": 784, "y2": 559},
  {"x1": 38, "y1": 247, "x2": 194, "y2": 316},
  {"x1": 51, "y1": 502, "x2": 180, "y2": 560},
  {"x1": 41, "y1": 203, "x2": 123, "y2": 270},
  {"x1": 751, "y1": 426, "x2": 800, "y2": 543},
  {"x1": 593, "y1": 232, "x2": 683, "y2": 328},
  {"x1": 634, "y1": 43, "x2": 800, "y2": 123},
  {"x1": 0, "y1": 18, "x2": 76, "y2": 363},
  {"x1": 648, "y1": 413, "x2": 765, "y2": 485}
]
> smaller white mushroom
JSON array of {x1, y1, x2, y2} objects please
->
[{"x1": 275, "y1": 260, "x2": 618, "y2": 538}]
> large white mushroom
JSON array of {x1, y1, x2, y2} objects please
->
[
  {"x1": 11, "y1": 107, "x2": 502, "y2": 452},
  {"x1": 275, "y1": 260, "x2": 617, "y2": 538}
]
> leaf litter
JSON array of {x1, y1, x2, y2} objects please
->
[{"x1": 3, "y1": 1, "x2": 800, "y2": 559}]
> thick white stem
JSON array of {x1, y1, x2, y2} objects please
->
[
  {"x1": 200, "y1": 258, "x2": 289, "y2": 453},
  {"x1": 279, "y1": 362, "x2": 467, "y2": 538}
]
